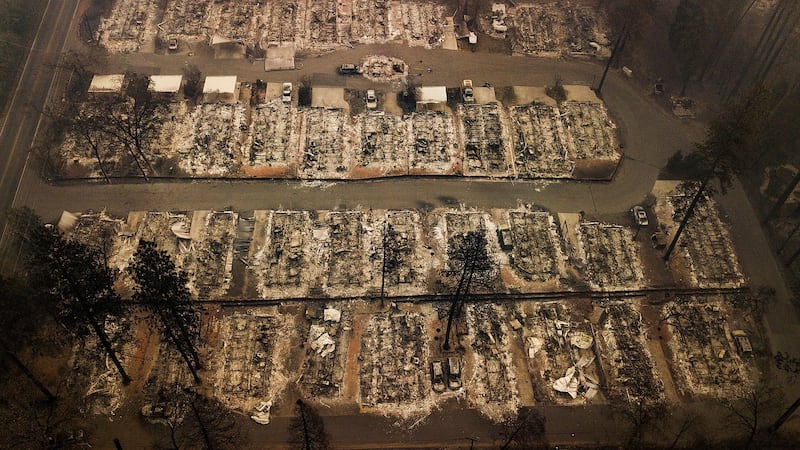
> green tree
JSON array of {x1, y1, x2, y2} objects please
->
[{"x1": 129, "y1": 240, "x2": 203, "y2": 384}]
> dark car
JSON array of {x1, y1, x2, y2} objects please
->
[{"x1": 338, "y1": 64, "x2": 361, "y2": 75}]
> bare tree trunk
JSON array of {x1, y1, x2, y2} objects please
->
[
  {"x1": 700, "y1": 0, "x2": 759, "y2": 83},
  {"x1": 188, "y1": 395, "x2": 213, "y2": 450},
  {"x1": 1, "y1": 343, "x2": 57, "y2": 402},
  {"x1": 163, "y1": 319, "x2": 201, "y2": 384},
  {"x1": 663, "y1": 156, "x2": 721, "y2": 261},
  {"x1": 88, "y1": 315, "x2": 131, "y2": 385},
  {"x1": 754, "y1": 4, "x2": 800, "y2": 84},
  {"x1": 443, "y1": 260, "x2": 471, "y2": 351},
  {"x1": 770, "y1": 397, "x2": 800, "y2": 433},
  {"x1": 766, "y1": 171, "x2": 800, "y2": 222},
  {"x1": 728, "y1": 0, "x2": 787, "y2": 97},
  {"x1": 297, "y1": 400, "x2": 312, "y2": 450},
  {"x1": 380, "y1": 222, "x2": 387, "y2": 308},
  {"x1": 172, "y1": 316, "x2": 203, "y2": 370}
]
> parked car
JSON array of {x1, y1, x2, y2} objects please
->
[
  {"x1": 732, "y1": 330, "x2": 753, "y2": 356},
  {"x1": 168, "y1": 38, "x2": 178, "y2": 51},
  {"x1": 366, "y1": 89, "x2": 377, "y2": 109},
  {"x1": 338, "y1": 64, "x2": 361, "y2": 75},
  {"x1": 631, "y1": 206, "x2": 649, "y2": 227},
  {"x1": 447, "y1": 357, "x2": 462, "y2": 390},
  {"x1": 431, "y1": 361, "x2": 446, "y2": 392},
  {"x1": 461, "y1": 79, "x2": 474, "y2": 103},
  {"x1": 282, "y1": 82, "x2": 292, "y2": 103}
]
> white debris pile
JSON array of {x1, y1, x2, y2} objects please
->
[
  {"x1": 510, "y1": 3, "x2": 608, "y2": 57},
  {"x1": 506, "y1": 209, "x2": 567, "y2": 283},
  {"x1": 184, "y1": 211, "x2": 237, "y2": 299},
  {"x1": 360, "y1": 55, "x2": 408, "y2": 83},
  {"x1": 459, "y1": 104, "x2": 514, "y2": 177},
  {"x1": 597, "y1": 303, "x2": 664, "y2": 403},
  {"x1": 300, "y1": 108, "x2": 355, "y2": 179},
  {"x1": 359, "y1": 310, "x2": 433, "y2": 419},
  {"x1": 520, "y1": 302, "x2": 601, "y2": 404},
  {"x1": 175, "y1": 104, "x2": 246, "y2": 176},
  {"x1": 409, "y1": 111, "x2": 459, "y2": 175},
  {"x1": 353, "y1": 112, "x2": 411, "y2": 176},
  {"x1": 575, "y1": 222, "x2": 644, "y2": 290},
  {"x1": 97, "y1": 0, "x2": 160, "y2": 53},
  {"x1": 212, "y1": 308, "x2": 297, "y2": 414},
  {"x1": 401, "y1": 2, "x2": 446, "y2": 48},
  {"x1": 466, "y1": 303, "x2": 520, "y2": 422},
  {"x1": 250, "y1": 211, "x2": 315, "y2": 299},
  {"x1": 662, "y1": 296, "x2": 751, "y2": 398},
  {"x1": 299, "y1": 303, "x2": 352, "y2": 399},
  {"x1": 661, "y1": 184, "x2": 746, "y2": 288},
  {"x1": 246, "y1": 101, "x2": 298, "y2": 172}
]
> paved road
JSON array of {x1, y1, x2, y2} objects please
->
[{"x1": 0, "y1": 0, "x2": 79, "y2": 250}]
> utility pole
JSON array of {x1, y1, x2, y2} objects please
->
[
  {"x1": 595, "y1": 25, "x2": 627, "y2": 94},
  {"x1": 769, "y1": 397, "x2": 800, "y2": 434},
  {"x1": 296, "y1": 399, "x2": 311, "y2": 450}
]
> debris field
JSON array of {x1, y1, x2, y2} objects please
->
[
  {"x1": 661, "y1": 296, "x2": 752, "y2": 399},
  {"x1": 658, "y1": 184, "x2": 746, "y2": 288},
  {"x1": 300, "y1": 303, "x2": 351, "y2": 399},
  {"x1": 62, "y1": 86, "x2": 620, "y2": 180},
  {"x1": 519, "y1": 301, "x2": 602, "y2": 404},
  {"x1": 65, "y1": 206, "x2": 692, "y2": 300},
  {"x1": 98, "y1": 0, "x2": 449, "y2": 53},
  {"x1": 509, "y1": 2, "x2": 609, "y2": 57},
  {"x1": 575, "y1": 222, "x2": 645, "y2": 290}
]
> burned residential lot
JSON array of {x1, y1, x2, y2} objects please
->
[
  {"x1": 61, "y1": 194, "x2": 760, "y2": 426},
  {"x1": 59, "y1": 78, "x2": 621, "y2": 180}
]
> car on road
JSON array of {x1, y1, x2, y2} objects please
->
[
  {"x1": 282, "y1": 82, "x2": 292, "y2": 103},
  {"x1": 431, "y1": 360, "x2": 446, "y2": 392},
  {"x1": 366, "y1": 89, "x2": 377, "y2": 109},
  {"x1": 447, "y1": 357, "x2": 462, "y2": 390},
  {"x1": 338, "y1": 64, "x2": 361, "y2": 75},
  {"x1": 631, "y1": 206, "x2": 649, "y2": 227}
]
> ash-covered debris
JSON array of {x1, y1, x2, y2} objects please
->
[
  {"x1": 97, "y1": 0, "x2": 159, "y2": 53},
  {"x1": 510, "y1": 3, "x2": 608, "y2": 57},
  {"x1": 662, "y1": 296, "x2": 751, "y2": 398},
  {"x1": 300, "y1": 108, "x2": 354, "y2": 179},
  {"x1": 353, "y1": 112, "x2": 411, "y2": 176},
  {"x1": 465, "y1": 303, "x2": 520, "y2": 422},
  {"x1": 250, "y1": 211, "x2": 314, "y2": 299},
  {"x1": 360, "y1": 55, "x2": 408, "y2": 83},
  {"x1": 211, "y1": 309, "x2": 296, "y2": 414},
  {"x1": 299, "y1": 303, "x2": 352, "y2": 399},
  {"x1": 661, "y1": 184, "x2": 746, "y2": 288},
  {"x1": 323, "y1": 211, "x2": 369, "y2": 294},
  {"x1": 183, "y1": 211, "x2": 237, "y2": 299},
  {"x1": 576, "y1": 222, "x2": 644, "y2": 290},
  {"x1": 174, "y1": 104, "x2": 246, "y2": 176},
  {"x1": 458, "y1": 103, "x2": 514, "y2": 177},
  {"x1": 507, "y1": 209, "x2": 567, "y2": 283},
  {"x1": 598, "y1": 303, "x2": 663, "y2": 403},
  {"x1": 519, "y1": 301, "x2": 601, "y2": 404},
  {"x1": 245, "y1": 101, "x2": 298, "y2": 175},
  {"x1": 409, "y1": 111, "x2": 459, "y2": 175},
  {"x1": 359, "y1": 310, "x2": 432, "y2": 417}
]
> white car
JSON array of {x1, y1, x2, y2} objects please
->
[
  {"x1": 282, "y1": 83, "x2": 292, "y2": 103},
  {"x1": 631, "y1": 206, "x2": 649, "y2": 227},
  {"x1": 366, "y1": 89, "x2": 377, "y2": 109}
]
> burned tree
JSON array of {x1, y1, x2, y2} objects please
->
[
  {"x1": 11, "y1": 209, "x2": 131, "y2": 385},
  {"x1": 152, "y1": 388, "x2": 242, "y2": 450},
  {"x1": 663, "y1": 86, "x2": 769, "y2": 260},
  {"x1": 498, "y1": 407, "x2": 547, "y2": 450},
  {"x1": 379, "y1": 223, "x2": 401, "y2": 307},
  {"x1": 442, "y1": 230, "x2": 494, "y2": 351},
  {"x1": 721, "y1": 382, "x2": 783, "y2": 448},
  {"x1": 129, "y1": 240, "x2": 203, "y2": 384},
  {"x1": 288, "y1": 399, "x2": 329, "y2": 450}
]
